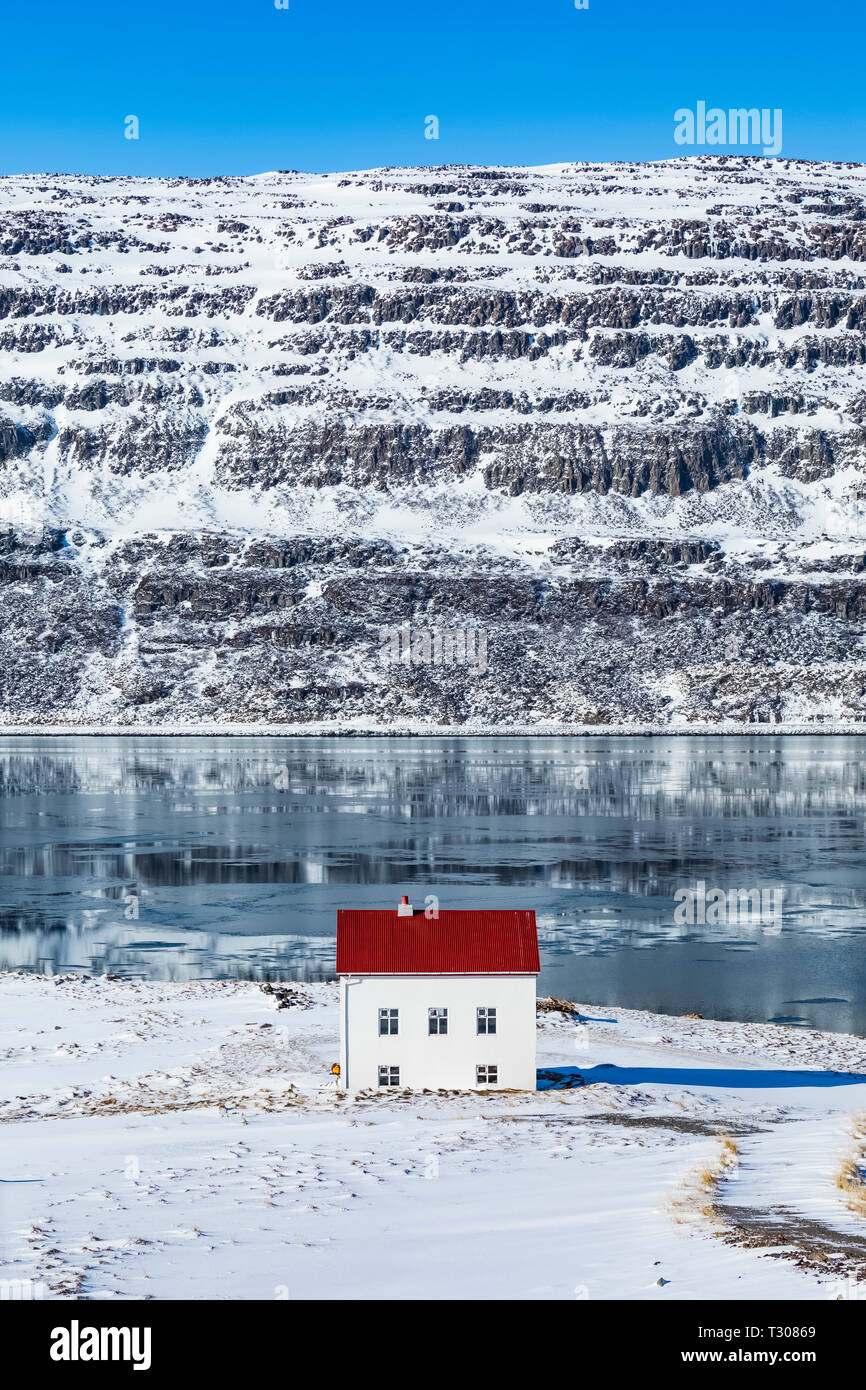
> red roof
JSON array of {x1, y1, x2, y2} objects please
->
[{"x1": 336, "y1": 908, "x2": 540, "y2": 975}]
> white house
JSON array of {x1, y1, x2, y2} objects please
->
[{"x1": 337, "y1": 897, "x2": 540, "y2": 1091}]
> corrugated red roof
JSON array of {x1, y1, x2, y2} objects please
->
[{"x1": 336, "y1": 908, "x2": 540, "y2": 975}]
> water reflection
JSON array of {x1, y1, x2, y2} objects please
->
[{"x1": 1, "y1": 736, "x2": 866, "y2": 1032}]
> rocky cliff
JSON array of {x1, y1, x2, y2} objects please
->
[{"x1": 2, "y1": 157, "x2": 866, "y2": 728}]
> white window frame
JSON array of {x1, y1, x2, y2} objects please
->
[
  {"x1": 378, "y1": 1007, "x2": 398, "y2": 1036},
  {"x1": 428, "y1": 1007, "x2": 448, "y2": 1035},
  {"x1": 378, "y1": 1065, "x2": 400, "y2": 1087},
  {"x1": 476, "y1": 1064, "x2": 498, "y2": 1086},
  {"x1": 477, "y1": 1006, "x2": 497, "y2": 1035}
]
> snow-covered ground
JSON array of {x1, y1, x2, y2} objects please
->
[{"x1": 2, "y1": 972, "x2": 866, "y2": 1301}]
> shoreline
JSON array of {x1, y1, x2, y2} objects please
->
[
  {"x1": 2, "y1": 970, "x2": 863, "y2": 1043},
  {"x1": 2, "y1": 720, "x2": 866, "y2": 738}
]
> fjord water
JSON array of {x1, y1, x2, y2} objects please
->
[{"x1": 1, "y1": 736, "x2": 865, "y2": 1035}]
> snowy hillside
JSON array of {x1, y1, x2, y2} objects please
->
[{"x1": 2, "y1": 158, "x2": 866, "y2": 727}]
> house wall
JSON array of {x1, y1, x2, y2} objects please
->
[{"x1": 339, "y1": 973, "x2": 537, "y2": 1091}]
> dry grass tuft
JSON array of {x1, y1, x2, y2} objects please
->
[
  {"x1": 718, "y1": 1133, "x2": 740, "y2": 1167},
  {"x1": 850, "y1": 1112, "x2": 866, "y2": 1145},
  {"x1": 835, "y1": 1115, "x2": 866, "y2": 1217},
  {"x1": 669, "y1": 1133, "x2": 740, "y2": 1227}
]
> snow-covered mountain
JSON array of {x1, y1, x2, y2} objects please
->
[{"x1": 2, "y1": 157, "x2": 866, "y2": 728}]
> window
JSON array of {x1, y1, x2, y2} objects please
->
[
  {"x1": 378, "y1": 1008, "x2": 398, "y2": 1035},
  {"x1": 428, "y1": 1007, "x2": 448, "y2": 1035},
  {"x1": 378, "y1": 1065, "x2": 400, "y2": 1087},
  {"x1": 476, "y1": 1065, "x2": 498, "y2": 1086},
  {"x1": 477, "y1": 1007, "x2": 497, "y2": 1035}
]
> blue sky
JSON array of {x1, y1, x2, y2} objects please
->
[{"x1": 1, "y1": 0, "x2": 863, "y2": 175}]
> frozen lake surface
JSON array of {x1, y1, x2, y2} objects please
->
[{"x1": 1, "y1": 735, "x2": 866, "y2": 1034}]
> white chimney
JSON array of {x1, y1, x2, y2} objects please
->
[{"x1": 397, "y1": 895, "x2": 413, "y2": 916}]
